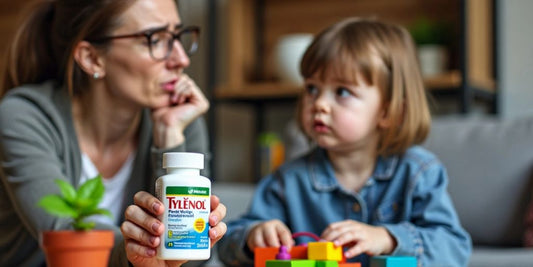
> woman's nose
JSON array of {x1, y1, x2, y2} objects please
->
[{"x1": 166, "y1": 40, "x2": 190, "y2": 69}]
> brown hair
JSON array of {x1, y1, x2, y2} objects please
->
[
  {"x1": 299, "y1": 17, "x2": 431, "y2": 156},
  {"x1": 0, "y1": 0, "x2": 135, "y2": 98}
]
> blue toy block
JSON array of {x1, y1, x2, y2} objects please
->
[{"x1": 370, "y1": 256, "x2": 416, "y2": 267}]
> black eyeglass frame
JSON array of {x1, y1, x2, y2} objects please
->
[{"x1": 89, "y1": 25, "x2": 200, "y2": 61}]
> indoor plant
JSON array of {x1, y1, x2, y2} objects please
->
[
  {"x1": 38, "y1": 175, "x2": 114, "y2": 267},
  {"x1": 409, "y1": 17, "x2": 452, "y2": 77}
]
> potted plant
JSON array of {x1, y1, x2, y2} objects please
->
[
  {"x1": 409, "y1": 17, "x2": 452, "y2": 77},
  {"x1": 38, "y1": 175, "x2": 114, "y2": 267}
]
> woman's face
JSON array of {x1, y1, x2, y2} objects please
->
[{"x1": 101, "y1": 0, "x2": 190, "y2": 109}]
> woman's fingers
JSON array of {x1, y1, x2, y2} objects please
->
[
  {"x1": 124, "y1": 238, "x2": 157, "y2": 258},
  {"x1": 210, "y1": 221, "x2": 227, "y2": 246},
  {"x1": 209, "y1": 195, "x2": 226, "y2": 226},
  {"x1": 133, "y1": 191, "x2": 165, "y2": 216},
  {"x1": 121, "y1": 220, "x2": 160, "y2": 247}
]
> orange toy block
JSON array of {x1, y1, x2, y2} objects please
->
[
  {"x1": 307, "y1": 242, "x2": 343, "y2": 261},
  {"x1": 255, "y1": 246, "x2": 308, "y2": 267}
]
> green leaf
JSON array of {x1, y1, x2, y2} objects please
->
[
  {"x1": 54, "y1": 179, "x2": 77, "y2": 204},
  {"x1": 74, "y1": 198, "x2": 96, "y2": 210},
  {"x1": 38, "y1": 174, "x2": 112, "y2": 231},
  {"x1": 72, "y1": 220, "x2": 95, "y2": 231},
  {"x1": 94, "y1": 208, "x2": 113, "y2": 218},
  {"x1": 38, "y1": 195, "x2": 78, "y2": 218},
  {"x1": 77, "y1": 175, "x2": 105, "y2": 204}
]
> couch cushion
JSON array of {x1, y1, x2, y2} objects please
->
[
  {"x1": 469, "y1": 247, "x2": 533, "y2": 267},
  {"x1": 424, "y1": 116, "x2": 533, "y2": 246}
]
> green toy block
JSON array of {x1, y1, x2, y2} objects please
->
[
  {"x1": 266, "y1": 260, "x2": 316, "y2": 267},
  {"x1": 307, "y1": 242, "x2": 343, "y2": 261},
  {"x1": 316, "y1": 260, "x2": 339, "y2": 267},
  {"x1": 370, "y1": 256, "x2": 417, "y2": 267}
]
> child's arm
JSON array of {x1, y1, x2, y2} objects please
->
[
  {"x1": 321, "y1": 220, "x2": 397, "y2": 258},
  {"x1": 322, "y1": 160, "x2": 471, "y2": 266},
  {"x1": 378, "y1": 161, "x2": 472, "y2": 266},
  {"x1": 217, "y1": 173, "x2": 289, "y2": 266}
]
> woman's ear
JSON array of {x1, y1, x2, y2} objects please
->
[{"x1": 73, "y1": 41, "x2": 105, "y2": 79}]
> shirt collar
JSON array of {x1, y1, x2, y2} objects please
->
[{"x1": 308, "y1": 148, "x2": 399, "y2": 192}]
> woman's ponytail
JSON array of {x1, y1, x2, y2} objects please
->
[{"x1": 1, "y1": 1, "x2": 57, "y2": 97}]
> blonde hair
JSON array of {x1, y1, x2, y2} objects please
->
[{"x1": 299, "y1": 17, "x2": 431, "y2": 156}]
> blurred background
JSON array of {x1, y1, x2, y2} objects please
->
[{"x1": 1, "y1": 0, "x2": 532, "y2": 184}]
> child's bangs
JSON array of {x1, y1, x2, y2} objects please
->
[{"x1": 302, "y1": 40, "x2": 381, "y2": 87}]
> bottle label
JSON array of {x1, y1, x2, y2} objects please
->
[{"x1": 164, "y1": 186, "x2": 210, "y2": 250}]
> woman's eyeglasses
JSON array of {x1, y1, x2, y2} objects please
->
[{"x1": 90, "y1": 26, "x2": 200, "y2": 61}]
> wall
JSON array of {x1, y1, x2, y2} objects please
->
[
  {"x1": 0, "y1": 0, "x2": 38, "y2": 82},
  {"x1": 498, "y1": 0, "x2": 533, "y2": 118}
]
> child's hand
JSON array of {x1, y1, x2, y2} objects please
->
[
  {"x1": 246, "y1": 219, "x2": 295, "y2": 251},
  {"x1": 321, "y1": 220, "x2": 397, "y2": 258}
]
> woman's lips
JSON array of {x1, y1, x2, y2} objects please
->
[{"x1": 161, "y1": 80, "x2": 177, "y2": 92}]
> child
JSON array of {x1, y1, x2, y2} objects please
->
[{"x1": 217, "y1": 17, "x2": 471, "y2": 267}]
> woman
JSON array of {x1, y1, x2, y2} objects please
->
[{"x1": 0, "y1": 0, "x2": 226, "y2": 266}]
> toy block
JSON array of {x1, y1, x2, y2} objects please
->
[
  {"x1": 307, "y1": 242, "x2": 343, "y2": 261},
  {"x1": 290, "y1": 245, "x2": 308, "y2": 259},
  {"x1": 316, "y1": 260, "x2": 339, "y2": 267},
  {"x1": 370, "y1": 256, "x2": 417, "y2": 267},
  {"x1": 266, "y1": 260, "x2": 316, "y2": 267},
  {"x1": 255, "y1": 246, "x2": 308, "y2": 267},
  {"x1": 338, "y1": 263, "x2": 361, "y2": 267}
]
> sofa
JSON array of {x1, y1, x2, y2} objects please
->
[{"x1": 206, "y1": 115, "x2": 533, "y2": 266}]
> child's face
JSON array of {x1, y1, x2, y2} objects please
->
[{"x1": 301, "y1": 72, "x2": 385, "y2": 153}]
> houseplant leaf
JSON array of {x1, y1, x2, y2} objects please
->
[
  {"x1": 38, "y1": 175, "x2": 112, "y2": 231},
  {"x1": 77, "y1": 174, "x2": 105, "y2": 203},
  {"x1": 38, "y1": 195, "x2": 78, "y2": 218},
  {"x1": 55, "y1": 179, "x2": 77, "y2": 204}
]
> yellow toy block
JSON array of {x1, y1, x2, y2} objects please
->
[{"x1": 307, "y1": 242, "x2": 343, "y2": 261}]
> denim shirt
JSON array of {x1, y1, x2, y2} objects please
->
[{"x1": 217, "y1": 146, "x2": 472, "y2": 267}]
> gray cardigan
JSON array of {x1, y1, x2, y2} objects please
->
[{"x1": 0, "y1": 81, "x2": 210, "y2": 266}]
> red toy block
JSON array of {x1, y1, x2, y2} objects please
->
[{"x1": 255, "y1": 246, "x2": 308, "y2": 267}]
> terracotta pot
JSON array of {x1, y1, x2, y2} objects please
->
[{"x1": 41, "y1": 230, "x2": 114, "y2": 267}]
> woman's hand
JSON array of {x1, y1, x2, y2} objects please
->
[
  {"x1": 246, "y1": 219, "x2": 294, "y2": 252},
  {"x1": 320, "y1": 220, "x2": 397, "y2": 259},
  {"x1": 121, "y1": 192, "x2": 227, "y2": 267},
  {"x1": 152, "y1": 74, "x2": 209, "y2": 149}
]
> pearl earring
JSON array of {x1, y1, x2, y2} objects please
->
[{"x1": 93, "y1": 73, "x2": 100, "y2": 79}]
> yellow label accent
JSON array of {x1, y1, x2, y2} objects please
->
[{"x1": 194, "y1": 218, "x2": 205, "y2": 233}]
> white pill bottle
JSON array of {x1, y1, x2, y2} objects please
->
[{"x1": 155, "y1": 152, "x2": 211, "y2": 260}]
